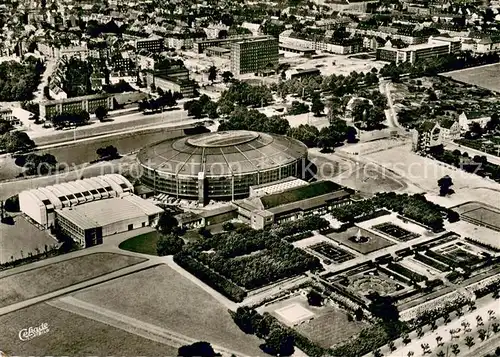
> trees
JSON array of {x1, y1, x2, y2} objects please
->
[
  {"x1": 94, "y1": 106, "x2": 108, "y2": 121},
  {"x1": 368, "y1": 293, "x2": 399, "y2": 322},
  {"x1": 157, "y1": 211, "x2": 179, "y2": 235},
  {"x1": 184, "y1": 100, "x2": 204, "y2": 118},
  {"x1": 264, "y1": 327, "x2": 295, "y2": 356},
  {"x1": 52, "y1": 110, "x2": 90, "y2": 128},
  {"x1": 438, "y1": 175, "x2": 454, "y2": 196},
  {"x1": 218, "y1": 106, "x2": 290, "y2": 135},
  {"x1": 421, "y1": 343, "x2": 430, "y2": 355},
  {"x1": 436, "y1": 336, "x2": 443, "y2": 347},
  {"x1": 0, "y1": 131, "x2": 35, "y2": 153},
  {"x1": 346, "y1": 126, "x2": 358, "y2": 143},
  {"x1": 478, "y1": 328, "x2": 487, "y2": 341},
  {"x1": 306, "y1": 290, "x2": 323, "y2": 306},
  {"x1": 0, "y1": 59, "x2": 45, "y2": 101},
  {"x1": 287, "y1": 101, "x2": 310, "y2": 115},
  {"x1": 178, "y1": 341, "x2": 220, "y2": 357},
  {"x1": 221, "y1": 71, "x2": 234, "y2": 83},
  {"x1": 157, "y1": 233, "x2": 185, "y2": 256},
  {"x1": 464, "y1": 335, "x2": 475, "y2": 349},
  {"x1": 96, "y1": 145, "x2": 119, "y2": 160},
  {"x1": 208, "y1": 66, "x2": 217, "y2": 83},
  {"x1": 311, "y1": 94, "x2": 325, "y2": 116},
  {"x1": 18, "y1": 153, "x2": 57, "y2": 175},
  {"x1": 287, "y1": 124, "x2": 319, "y2": 148}
]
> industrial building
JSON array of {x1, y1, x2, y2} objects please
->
[
  {"x1": 230, "y1": 36, "x2": 279, "y2": 75},
  {"x1": 138, "y1": 130, "x2": 308, "y2": 204},
  {"x1": 18, "y1": 174, "x2": 163, "y2": 247},
  {"x1": 56, "y1": 195, "x2": 163, "y2": 247},
  {"x1": 19, "y1": 174, "x2": 134, "y2": 228}
]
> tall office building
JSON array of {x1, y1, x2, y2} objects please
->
[{"x1": 230, "y1": 36, "x2": 279, "y2": 76}]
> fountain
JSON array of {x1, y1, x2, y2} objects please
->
[{"x1": 349, "y1": 228, "x2": 370, "y2": 244}]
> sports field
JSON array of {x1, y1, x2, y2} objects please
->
[
  {"x1": 0, "y1": 302, "x2": 177, "y2": 356},
  {"x1": 442, "y1": 64, "x2": 500, "y2": 92},
  {"x1": 261, "y1": 295, "x2": 366, "y2": 348},
  {"x1": 72, "y1": 264, "x2": 264, "y2": 356},
  {"x1": 0, "y1": 253, "x2": 145, "y2": 308}
]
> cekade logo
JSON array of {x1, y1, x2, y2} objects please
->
[{"x1": 18, "y1": 322, "x2": 50, "y2": 341}]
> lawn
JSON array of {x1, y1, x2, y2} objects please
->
[
  {"x1": 0, "y1": 303, "x2": 177, "y2": 356},
  {"x1": 119, "y1": 231, "x2": 160, "y2": 255},
  {"x1": 73, "y1": 264, "x2": 264, "y2": 356},
  {"x1": 0, "y1": 252, "x2": 145, "y2": 308},
  {"x1": 326, "y1": 226, "x2": 394, "y2": 254},
  {"x1": 261, "y1": 180, "x2": 341, "y2": 209}
]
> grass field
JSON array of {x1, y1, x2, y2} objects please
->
[
  {"x1": 442, "y1": 64, "x2": 500, "y2": 92},
  {"x1": 40, "y1": 128, "x2": 185, "y2": 167},
  {"x1": 0, "y1": 215, "x2": 56, "y2": 264},
  {"x1": 0, "y1": 253, "x2": 145, "y2": 308},
  {"x1": 73, "y1": 264, "x2": 264, "y2": 356},
  {"x1": 119, "y1": 231, "x2": 160, "y2": 255},
  {"x1": 326, "y1": 226, "x2": 394, "y2": 254},
  {"x1": 0, "y1": 303, "x2": 177, "y2": 356}
]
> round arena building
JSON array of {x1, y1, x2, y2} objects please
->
[{"x1": 138, "y1": 130, "x2": 308, "y2": 203}]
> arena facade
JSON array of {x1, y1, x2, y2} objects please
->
[{"x1": 137, "y1": 130, "x2": 308, "y2": 203}]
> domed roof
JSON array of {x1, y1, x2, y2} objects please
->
[{"x1": 137, "y1": 130, "x2": 308, "y2": 177}]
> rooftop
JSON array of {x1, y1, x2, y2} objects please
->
[{"x1": 56, "y1": 194, "x2": 163, "y2": 230}]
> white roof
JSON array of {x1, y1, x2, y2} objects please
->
[
  {"x1": 19, "y1": 174, "x2": 133, "y2": 209},
  {"x1": 56, "y1": 194, "x2": 163, "y2": 229}
]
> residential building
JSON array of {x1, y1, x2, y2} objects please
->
[
  {"x1": 0, "y1": 107, "x2": 20, "y2": 125},
  {"x1": 411, "y1": 121, "x2": 443, "y2": 152},
  {"x1": 230, "y1": 36, "x2": 279, "y2": 76},
  {"x1": 194, "y1": 35, "x2": 267, "y2": 53},
  {"x1": 458, "y1": 112, "x2": 490, "y2": 132},
  {"x1": 377, "y1": 37, "x2": 459, "y2": 64},
  {"x1": 135, "y1": 36, "x2": 164, "y2": 53},
  {"x1": 279, "y1": 30, "x2": 362, "y2": 55},
  {"x1": 39, "y1": 94, "x2": 114, "y2": 120}
]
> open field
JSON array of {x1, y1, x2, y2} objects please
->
[
  {"x1": 0, "y1": 302, "x2": 177, "y2": 356},
  {"x1": 72, "y1": 264, "x2": 264, "y2": 355},
  {"x1": 260, "y1": 295, "x2": 366, "y2": 348},
  {"x1": 119, "y1": 231, "x2": 160, "y2": 255},
  {"x1": 40, "y1": 127, "x2": 186, "y2": 167},
  {"x1": 326, "y1": 226, "x2": 394, "y2": 254},
  {"x1": 441, "y1": 63, "x2": 500, "y2": 92},
  {"x1": 0, "y1": 215, "x2": 56, "y2": 264},
  {"x1": 0, "y1": 253, "x2": 145, "y2": 308}
]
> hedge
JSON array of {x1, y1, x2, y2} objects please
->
[
  {"x1": 174, "y1": 251, "x2": 247, "y2": 302},
  {"x1": 387, "y1": 263, "x2": 428, "y2": 282},
  {"x1": 414, "y1": 253, "x2": 449, "y2": 272}
]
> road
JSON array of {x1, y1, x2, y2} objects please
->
[
  {"x1": 33, "y1": 59, "x2": 57, "y2": 103},
  {"x1": 445, "y1": 141, "x2": 500, "y2": 167},
  {"x1": 380, "y1": 81, "x2": 403, "y2": 130}
]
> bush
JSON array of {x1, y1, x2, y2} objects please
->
[{"x1": 4, "y1": 195, "x2": 20, "y2": 212}]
